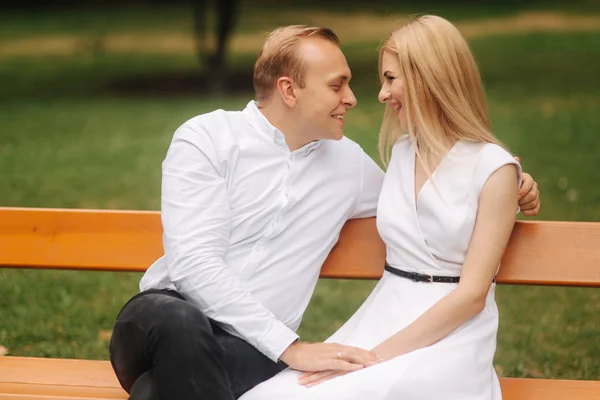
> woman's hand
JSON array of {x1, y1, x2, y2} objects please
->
[
  {"x1": 298, "y1": 351, "x2": 384, "y2": 387},
  {"x1": 298, "y1": 369, "x2": 351, "y2": 387}
]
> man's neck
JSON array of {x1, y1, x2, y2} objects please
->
[{"x1": 257, "y1": 102, "x2": 311, "y2": 152}]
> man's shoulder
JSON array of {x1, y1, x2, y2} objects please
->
[
  {"x1": 181, "y1": 109, "x2": 244, "y2": 134},
  {"x1": 172, "y1": 108, "x2": 247, "y2": 149}
]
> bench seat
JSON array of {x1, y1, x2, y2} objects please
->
[
  {"x1": 2, "y1": 356, "x2": 600, "y2": 400},
  {"x1": 0, "y1": 357, "x2": 126, "y2": 399}
]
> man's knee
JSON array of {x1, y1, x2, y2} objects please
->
[
  {"x1": 126, "y1": 292, "x2": 223, "y2": 366},
  {"x1": 115, "y1": 291, "x2": 213, "y2": 341},
  {"x1": 110, "y1": 317, "x2": 148, "y2": 392},
  {"x1": 110, "y1": 291, "x2": 218, "y2": 391},
  {"x1": 129, "y1": 370, "x2": 159, "y2": 400},
  {"x1": 149, "y1": 295, "x2": 214, "y2": 344}
]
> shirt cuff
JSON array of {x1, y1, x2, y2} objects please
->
[{"x1": 255, "y1": 320, "x2": 299, "y2": 362}]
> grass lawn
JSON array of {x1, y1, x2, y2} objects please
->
[{"x1": 1, "y1": 1, "x2": 599, "y2": 380}]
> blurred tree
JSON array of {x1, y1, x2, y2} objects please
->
[{"x1": 193, "y1": 0, "x2": 240, "y2": 93}]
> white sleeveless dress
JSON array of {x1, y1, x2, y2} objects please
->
[{"x1": 240, "y1": 138, "x2": 521, "y2": 400}]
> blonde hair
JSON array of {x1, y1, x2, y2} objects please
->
[
  {"x1": 378, "y1": 15, "x2": 503, "y2": 170},
  {"x1": 253, "y1": 25, "x2": 340, "y2": 102}
]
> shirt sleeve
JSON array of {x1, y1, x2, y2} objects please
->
[
  {"x1": 160, "y1": 121, "x2": 298, "y2": 362},
  {"x1": 350, "y1": 150, "x2": 385, "y2": 219}
]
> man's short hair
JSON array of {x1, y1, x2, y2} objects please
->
[{"x1": 253, "y1": 25, "x2": 340, "y2": 102}]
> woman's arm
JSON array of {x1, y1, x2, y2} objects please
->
[
  {"x1": 372, "y1": 164, "x2": 519, "y2": 360},
  {"x1": 299, "y1": 163, "x2": 519, "y2": 387}
]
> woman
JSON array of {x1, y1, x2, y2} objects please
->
[{"x1": 241, "y1": 15, "x2": 520, "y2": 400}]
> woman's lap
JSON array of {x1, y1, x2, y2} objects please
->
[{"x1": 242, "y1": 341, "x2": 499, "y2": 400}]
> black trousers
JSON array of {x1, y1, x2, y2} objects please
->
[{"x1": 109, "y1": 289, "x2": 287, "y2": 400}]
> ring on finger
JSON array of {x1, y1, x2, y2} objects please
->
[{"x1": 337, "y1": 351, "x2": 342, "y2": 359}]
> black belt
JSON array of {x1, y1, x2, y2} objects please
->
[{"x1": 384, "y1": 264, "x2": 460, "y2": 283}]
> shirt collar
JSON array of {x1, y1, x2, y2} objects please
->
[{"x1": 242, "y1": 100, "x2": 322, "y2": 156}]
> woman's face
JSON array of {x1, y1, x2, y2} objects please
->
[{"x1": 378, "y1": 51, "x2": 407, "y2": 131}]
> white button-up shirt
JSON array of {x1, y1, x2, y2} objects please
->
[{"x1": 140, "y1": 101, "x2": 384, "y2": 361}]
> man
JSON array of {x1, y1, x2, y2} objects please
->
[{"x1": 109, "y1": 25, "x2": 540, "y2": 400}]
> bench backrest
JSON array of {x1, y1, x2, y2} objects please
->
[{"x1": 1, "y1": 207, "x2": 599, "y2": 287}]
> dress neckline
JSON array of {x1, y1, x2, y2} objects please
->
[{"x1": 411, "y1": 140, "x2": 461, "y2": 212}]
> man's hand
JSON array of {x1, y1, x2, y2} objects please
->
[
  {"x1": 279, "y1": 341, "x2": 381, "y2": 373},
  {"x1": 518, "y1": 172, "x2": 540, "y2": 216},
  {"x1": 514, "y1": 157, "x2": 540, "y2": 216},
  {"x1": 298, "y1": 341, "x2": 388, "y2": 387}
]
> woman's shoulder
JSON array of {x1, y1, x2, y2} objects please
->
[
  {"x1": 463, "y1": 141, "x2": 521, "y2": 192},
  {"x1": 479, "y1": 142, "x2": 514, "y2": 161},
  {"x1": 391, "y1": 134, "x2": 411, "y2": 153},
  {"x1": 454, "y1": 141, "x2": 514, "y2": 167}
]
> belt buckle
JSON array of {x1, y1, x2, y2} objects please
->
[{"x1": 426, "y1": 273, "x2": 433, "y2": 283}]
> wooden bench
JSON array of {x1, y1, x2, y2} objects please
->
[{"x1": 1, "y1": 206, "x2": 599, "y2": 400}]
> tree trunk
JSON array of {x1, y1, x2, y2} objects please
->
[{"x1": 192, "y1": 0, "x2": 239, "y2": 93}]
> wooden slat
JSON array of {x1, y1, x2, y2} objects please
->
[
  {"x1": 1, "y1": 207, "x2": 600, "y2": 286},
  {"x1": 0, "y1": 396, "x2": 113, "y2": 400},
  {"x1": 320, "y1": 216, "x2": 386, "y2": 279},
  {"x1": 323, "y1": 218, "x2": 600, "y2": 287},
  {"x1": 1, "y1": 357, "x2": 600, "y2": 400},
  {"x1": 0, "y1": 382, "x2": 126, "y2": 399},
  {"x1": 498, "y1": 221, "x2": 600, "y2": 286},
  {"x1": 0, "y1": 392, "x2": 122, "y2": 400},
  {"x1": 0, "y1": 208, "x2": 162, "y2": 272},
  {"x1": 0, "y1": 395, "x2": 101, "y2": 400},
  {"x1": 0, "y1": 357, "x2": 126, "y2": 399},
  {"x1": 500, "y1": 377, "x2": 600, "y2": 400},
  {"x1": 0, "y1": 357, "x2": 121, "y2": 389},
  {"x1": 1, "y1": 381, "x2": 599, "y2": 400}
]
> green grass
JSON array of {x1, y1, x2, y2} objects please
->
[{"x1": 1, "y1": 2, "x2": 599, "y2": 380}]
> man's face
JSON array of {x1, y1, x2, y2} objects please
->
[{"x1": 293, "y1": 38, "x2": 357, "y2": 142}]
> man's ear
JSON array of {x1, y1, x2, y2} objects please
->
[{"x1": 276, "y1": 76, "x2": 297, "y2": 107}]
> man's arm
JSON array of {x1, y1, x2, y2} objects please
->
[
  {"x1": 514, "y1": 156, "x2": 540, "y2": 216},
  {"x1": 161, "y1": 123, "x2": 297, "y2": 362},
  {"x1": 350, "y1": 151, "x2": 385, "y2": 219},
  {"x1": 161, "y1": 122, "x2": 380, "y2": 371}
]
